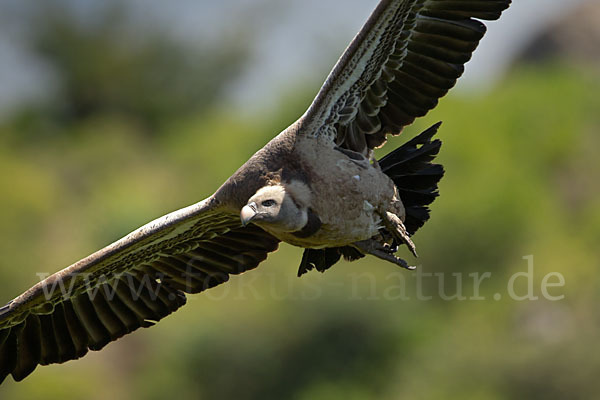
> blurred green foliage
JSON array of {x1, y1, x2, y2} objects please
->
[
  {"x1": 1, "y1": 62, "x2": 598, "y2": 399},
  {"x1": 12, "y1": 1, "x2": 247, "y2": 137},
  {"x1": 0, "y1": 5, "x2": 598, "y2": 397}
]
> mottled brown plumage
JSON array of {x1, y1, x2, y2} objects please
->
[{"x1": 0, "y1": 0, "x2": 511, "y2": 383}]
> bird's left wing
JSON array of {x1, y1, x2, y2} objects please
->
[
  {"x1": 0, "y1": 197, "x2": 279, "y2": 383},
  {"x1": 300, "y1": 0, "x2": 511, "y2": 154}
]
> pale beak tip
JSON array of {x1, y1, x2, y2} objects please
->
[{"x1": 240, "y1": 204, "x2": 257, "y2": 227}]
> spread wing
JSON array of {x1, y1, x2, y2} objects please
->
[
  {"x1": 300, "y1": 0, "x2": 511, "y2": 154},
  {"x1": 0, "y1": 197, "x2": 279, "y2": 383}
]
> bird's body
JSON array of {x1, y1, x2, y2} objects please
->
[
  {"x1": 221, "y1": 124, "x2": 399, "y2": 249},
  {"x1": 0, "y1": 0, "x2": 512, "y2": 384}
]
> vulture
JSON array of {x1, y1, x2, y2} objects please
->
[{"x1": 0, "y1": 0, "x2": 511, "y2": 383}]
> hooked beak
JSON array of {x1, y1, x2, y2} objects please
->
[{"x1": 240, "y1": 202, "x2": 258, "y2": 227}]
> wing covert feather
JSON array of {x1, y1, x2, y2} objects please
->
[
  {"x1": 0, "y1": 197, "x2": 279, "y2": 383},
  {"x1": 301, "y1": 0, "x2": 511, "y2": 154}
]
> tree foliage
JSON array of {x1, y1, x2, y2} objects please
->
[{"x1": 16, "y1": 2, "x2": 248, "y2": 135}]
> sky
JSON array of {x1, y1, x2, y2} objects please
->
[{"x1": 0, "y1": 0, "x2": 589, "y2": 118}]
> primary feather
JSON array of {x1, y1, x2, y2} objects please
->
[{"x1": 1, "y1": 0, "x2": 511, "y2": 384}]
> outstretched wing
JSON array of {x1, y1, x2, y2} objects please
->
[
  {"x1": 0, "y1": 197, "x2": 279, "y2": 383},
  {"x1": 300, "y1": 0, "x2": 511, "y2": 154}
]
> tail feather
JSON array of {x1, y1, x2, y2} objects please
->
[
  {"x1": 391, "y1": 164, "x2": 444, "y2": 192},
  {"x1": 379, "y1": 123, "x2": 442, "y2": 172},
  {"x1": 297, "y1": 246, "x2": 364, "y2": 277},
  {"x1": 379, "y1": 122, "x2": 444, "y2": 235}
]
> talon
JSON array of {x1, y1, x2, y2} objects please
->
[
  {"x1": 382, "y1": 242, "x2": 398, "y2": 254},
  {"x1": 382, "y1": 211, "x2": 418, "y2": 257},
  {"x1": 353, "y1": 239, "x2": 416, "y2": 271},
  {"x1": 394, "y1": 256, "x2": 417, "y2": 270}
]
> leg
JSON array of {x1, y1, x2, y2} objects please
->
[
  {"x1": 381, "y1": 211, "x2": 418, "y2": 257},
  {"x1": 353, "y1": 239, "x2": 416, "y2": 271}
]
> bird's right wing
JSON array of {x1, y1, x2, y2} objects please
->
[{"x1": 0, "y1": 197, "x2": 279, "y2": 383}]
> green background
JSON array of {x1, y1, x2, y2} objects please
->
[{"x1": 1, "y1": 2, "x2": 598, "y2": 399}]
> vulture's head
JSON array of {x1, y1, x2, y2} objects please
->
[{"x1": 240, "y1": 183, "x2": 310, "y2": 233}]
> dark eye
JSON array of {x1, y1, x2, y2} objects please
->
[{"x1": 261, "y1": 199, "x2": 276, "y2": 207}]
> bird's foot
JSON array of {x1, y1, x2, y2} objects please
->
[
  {"x1": 381, "y1": 211, "x2": 418, "y2": 257},
  {"x1": 353, "y1": 239, "x2": 416, "y2": 270},
  {"x1": 382, "y1": 241, "x2": 398, "y2": 254}
]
